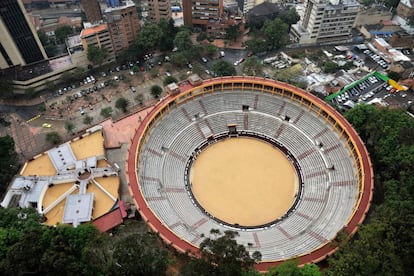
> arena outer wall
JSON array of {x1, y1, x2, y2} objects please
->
[{"x1": 126, "y1": 76, "x2": 374, "y2": 271}]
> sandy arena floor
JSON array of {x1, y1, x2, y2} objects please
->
[{"x1": 190, "y1": 137, "x2": 298, "y2": 226}]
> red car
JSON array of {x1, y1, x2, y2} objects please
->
[{"x1": 247, "y1": 52, "x2": 253, "y2": 57}]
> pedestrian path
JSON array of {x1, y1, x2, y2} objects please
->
[{"x1": 101, "y1": 106, "x2": 154, "y2": 148}]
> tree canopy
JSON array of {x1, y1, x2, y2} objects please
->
[
  {"x1": 150, "y1": 85, "x2": 163, "y2": 98},
  {"x1": 0, "y1": 136, "x2": 18, "y2": 196},
  {"x1": 115, "y1": 97, "x2": 129, "y2": 113},
  {"x1": 136, "y1": 23, "x2": 163, "y2": 51},
  {"x1": 327, "y1": 105, "x2": 414, "y2": 275},
  {"x1": 263, "y1": 18, "x2": 289, "y2": 51},
  {"x1": 212, "y1": 60, "x2": 236, "y2": 76},
  {"x1": 173, "y1": 29, "x2": 193, "y2": 53},
  {"x1": 54, "y1": 25, "x2": 74, "y2": 43},
  {"x1": 113, "y1": 232, "x2": 169, "y2": 275},
  {"x1": 0, "y1": 208, "x2": 170, "y2": 275},
  {"x1": 87, "y1": 45, "x2": 108, "y2": 66},
  {"x1": 180, "y1": 229, "x2": 262, "y2": 276},
  {"x1": 242, "y1": 56, "x2": 263, "y2": 76}
]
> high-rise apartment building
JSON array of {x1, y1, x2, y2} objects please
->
[
  {"x1": 290, "y1": 0, "x2": 359, "y2": 45},
  {"x1": 183, "y1": 0, "x2": 223, "y2": 31},
  {"x1": 80, "y1": 23, "x2": 116, "y2": 64},
  {"x1": 147, "y1": 0, "x2": 172, "y2": 23},
  {"x1": 104, "y1": 0, "x2": 140, "y2": 55},
  {"x1": 80, "y1": 0, "x2": 103, "y2": 23},
  {"x1": 0, "y1": 0, "x2": 47, "y2": 69}
]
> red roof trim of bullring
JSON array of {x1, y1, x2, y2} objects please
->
[{"x1": 126, "y1": 76, "x2": 373, "y2": 271}]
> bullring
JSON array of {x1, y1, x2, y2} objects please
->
[{"x1": 126, "y1": 76, "x2": 373, "y2": 270}]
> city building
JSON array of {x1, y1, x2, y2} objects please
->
[
  {"x1": 80, "y1": 23, "x2": 116, "y2": 64},
  {"x1": 80, "y1": 0, "x2": 103, "y2": 23},
  {"x1": 393, "y1": 0, "x2": 414, "y2": 35},
  {"x1": 396, "y1": 0, "x2": 414, "y2": 19},
  {"x1": 183, "y1": 0, "x2": 223, "y2": 31},
  {"x1": 104, "y1": 0, "x2": 140, "y2": 55},
  {"x1": 0, "y1": 0, "x2": 48, "y2": 69},
  {"x1": 290, "y1": 0, "x2": 359, "y2": 45},
  {"x1": 147, "y1": 0, "x2": 172, "y2": 23},
  {"x1": 237, "y1": 0, "x2": 256, "y2": 14},
  {"x1": 182, "y1": 0, "x2": 241, "y2": 38},
  {"x1": 1, "y1": 128, "x2": 125, "y2": 231}
]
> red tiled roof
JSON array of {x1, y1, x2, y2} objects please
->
[
  {"x1": 93, "y1": 203, "x2": 126, "y2": 232},
  {"x1": 81, "y1": 24, "x2": 108, "y2": 38}
]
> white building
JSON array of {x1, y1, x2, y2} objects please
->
[{"x1": 290, "y1": 0, "x2": 359, "y2": 45}]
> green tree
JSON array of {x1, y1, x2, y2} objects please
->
[
  {"x1": 212, "y1": 60, "x2": 236, "y2": 76},
  {"x1": 64, "y1": 121, "x2": 75, "y2": 134},
  {"x1": 226, "y1": 24, "x2": 241, "y2": 41},
  {"x1": 54, "y1": 25, "x2": 74, "y2": 43},
  {"x1": 87, "y1": 45, "x2": 108, "y2": 66},
  {"x1": 37, "y1": 31, "x2": 49, "y2": 45},
  {"x1": 262, "y1": 18, "x2": 289, "y2": 50},
  {"x1": 268, "y1": 259, "x2": 320, "y2": 275},
  {"x1": 387, "y1": 71, "x2": 402, "y2": 81},
  {"x1": 83, "y1": 115, "x2": 93, "y2": 125},
  {"x1": 171, "y1": 52, "x2": 188, "y2": 67},
  {"x1": 159, "y1": 18, "x2": 178, "y2": 51},
  {"x1": 203, "y1": 44, "x2": 218, "y2": 57},
  {"x1": 0, "y1": 136, "x2": 19, "y2": 196},
  {"x1": 326, "y1": 105, "x2": 414, "y2": 275},
  {"x1": 112, "y1": 232, "x2": 169, "y2": 275},
  {"x1": 180, "y1": 229, "x2": 261, "y2": 276},
  {"x1": 149, "y1": 68, "x2": 159, "y2": 78},
  {"x1": 245, "y1": 39, "x2": 268, "y2": 54},
  {"x1": 44, "y1": 44, "x2": 58, "y2": 57},
  {"x1": 100, "y1": 107, "x2": 113, "y2": 118},
  {"x1": 115, "y1": 97, "x2": 129, "y2": 113},
  {"x1": 135, "y1": 93, "x2": 144, "y2": 105},
  {"x1": 173, "y1": 29, "x2": 193, "y2": 52},
  {"x1": 163, "y1": 75, "x2": 178, "y2": 86},
  {"x1": 136, "y1": 23, "x2": 163, "y2": 51},
  {"x1": 280, "y1": 8, "x2": 301, "y2": 28},
  {"x1": 197, "y1": 32, "x2": 208, "y2": 42},
  {"x1": 323, "y1": 60, "x2": 339, "y2": 74},
  {"x1": 46, "y1": 131, "x2": 62, "y2": 145},
  {"x1": 242, "y1": 56, "x2": 263, "y2": 76},
  {"x1": 150, "y1": 85, "x2": 163, "y2": 99},
  {"x1": 361, "y1": 0, "x2": 375, "y2": 5}
]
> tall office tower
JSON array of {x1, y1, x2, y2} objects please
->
[
  {"x1": 81, "y1": 0, "x2": 103, "y2": 23},
  {"x1": 104, "y1": 0, "x2": 140, "y2": 55},
  {"x1": 183, "y1": 0, "x2": 223, "y2": 31},
  {"x1": 290, "y1": 0, "x2": 359, "y2": 45},
  {"x1": 0, "y1": 0, "x2": 47, "y2": 69},
  {"x1": 147, "y1": 0, "x2": 172, "y2": 23}
]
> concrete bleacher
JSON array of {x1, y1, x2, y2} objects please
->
[{"x1": 137, "y1": 90, "x2": 359, "y2": 261}]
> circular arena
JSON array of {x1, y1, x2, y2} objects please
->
[{"x1": 127, "y1": 77, "x2": 373, "y2": 270}]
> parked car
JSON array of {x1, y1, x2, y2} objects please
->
[{"x1": 130, "y1": 86, "x2": 136, "y2": 93}]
